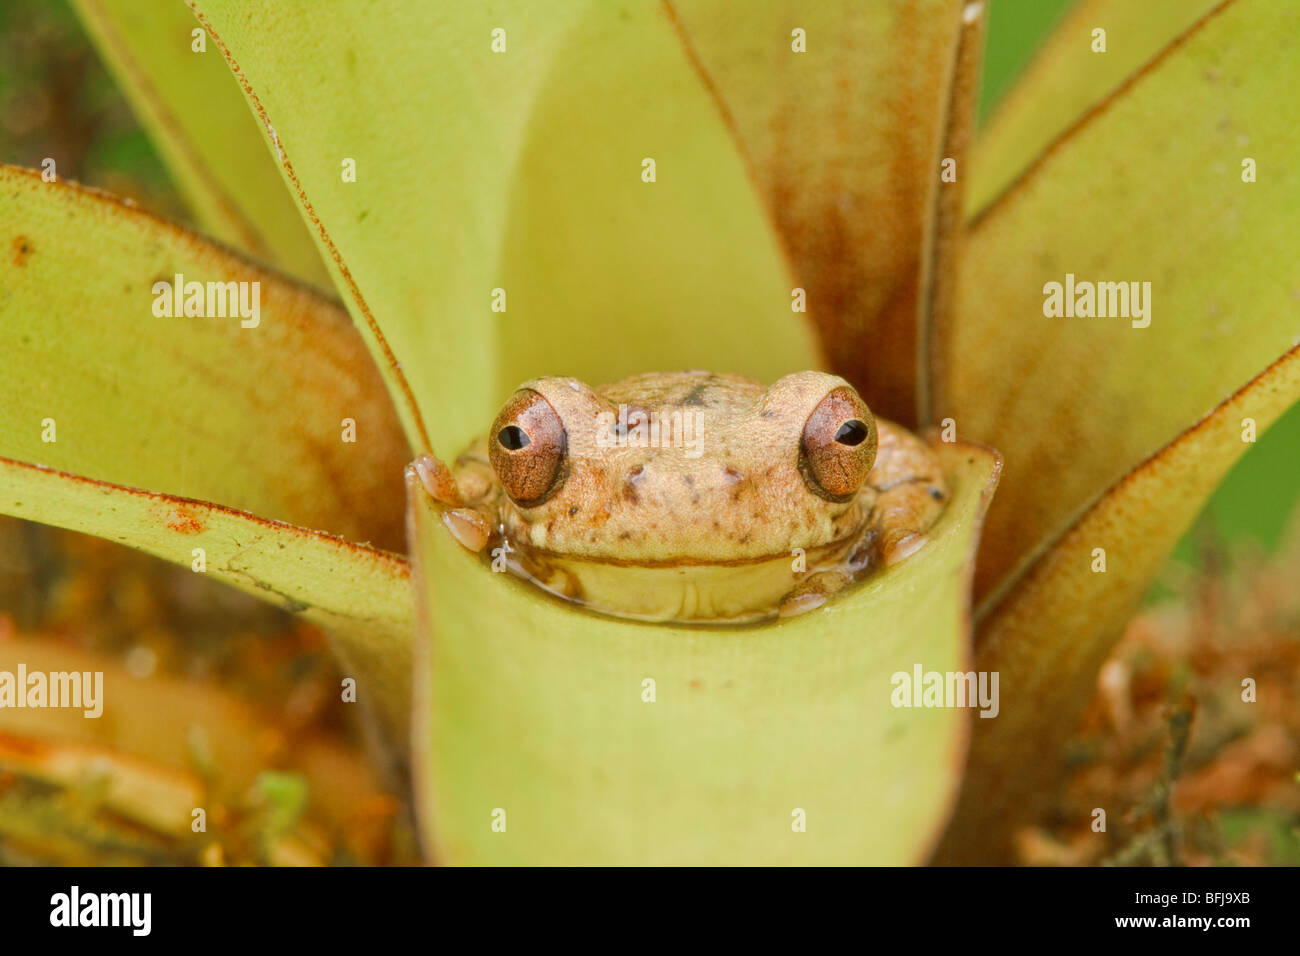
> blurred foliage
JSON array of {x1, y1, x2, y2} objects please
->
[
  {"x1": 1022, "y1": 514, "x2": 1300, "y2": 865},
  {"x1": 978, "y1": 0, "x2": 1076, "y2": 119},
  {"x1": 0, "y1": 0, "x2": 180, "y2": 214}
]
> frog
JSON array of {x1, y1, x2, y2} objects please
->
[{"x1": 412, "y1": 370, "x2": 947, "y2": 624}]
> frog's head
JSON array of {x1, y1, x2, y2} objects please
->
[{"x1": 464, "y1": 370, "x2": 881, "y2": 622}]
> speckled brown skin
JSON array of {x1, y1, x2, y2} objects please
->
[
  {"x1": 434, "y1": 371, "x2": 947, "y2": 621},
  {"x1": 486, "y1": 371, "x2": 873, "y2": 562}
]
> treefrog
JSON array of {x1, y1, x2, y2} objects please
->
[{"x1": 413, "y1": 370, "x2": 946, "y2": 624}]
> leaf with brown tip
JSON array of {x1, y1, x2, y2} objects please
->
[{"x1": 664, "y1": 0, "x2": 978, "y2": 426}]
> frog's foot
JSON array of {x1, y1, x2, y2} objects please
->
[
  {"x1": 441, "y1": 508, "x2": 491, "y2": 552},
  {"x1": 779, "y1": 570, "x2": 852, "y2": 618},
  {"x1": 871, "y1": 478, "x2": 947, "y2": 567},
  {"x1": 412, "y1": 453, "x2": 492, "y2": 553},
  {"x1": 412, "y1": 453, "x2": 461, "y2": 505}
]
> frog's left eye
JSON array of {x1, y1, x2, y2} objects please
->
[
  {"x1": 800, "y1": 386, "x2": 877, "y2": 501},
  {"x1": 489, "y1": 389, "x2": 567, "y2": 506}
]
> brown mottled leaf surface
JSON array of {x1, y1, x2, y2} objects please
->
[{"x1": 666, "y1": 0, "x2": 972, "y2": 426}]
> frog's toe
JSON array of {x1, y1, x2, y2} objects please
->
[
  {"x1": 881, "y1": 531, "x2": 928, "y2": 566},
  {"x1": 869, "y1": 475, "x2": 946, "y2": 567},
  {"x1": 442, "y1": 508, "x2": 491, "y2": 552},
  {"x1": 779, "y1": 571, "x2": 851, "y2": 618},
  {"x1": 412, "y1": 453, "x2": 463, "y2": 507},
  {"x1": 778, "y1": 589, "x2": 827, "y2": 618}
]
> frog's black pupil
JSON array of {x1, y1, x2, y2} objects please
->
[
  {"x1": 498, "y1": 425, "x2": 530, "y2": 451},
  {"x1": 835, "y1": 419, "x2": 868, "y2": 447}
]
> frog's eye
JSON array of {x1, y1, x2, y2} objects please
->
[
  {"x1": 800, "y1": 386, "x2": 877, "y2": 501},
  {"x1": 489, "y1": 389, "x2": 567, "y2": 506}
]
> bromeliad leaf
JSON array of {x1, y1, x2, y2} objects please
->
[
  {"x1": 940, "y1": 343, "x2": 1300, "y2": 862},
  {"x1": 71, "y1": 0, "x2": 331, "y2": 286},
  {"x1": 0, "y1": 164, "x2": 407, "y2": 548},
  {"x1": 969, "y1": 0, "x2": 1225, "y2": 216},
  {"x1": 934, "y1": 0, "x2": 1300, "y2": 604},
  {"x1": 407, "y1": 440, "x2": 1000, "y2": 865},
  {"x1": 190, "y1": 0, "x2": 823, "y2": 456},
  {"x1": 929, "y1": 0, "x2": 1300, "y2": 860},
  {"x1": 0, "y1": 165, "x2": 413, "y2": 744},
  {"x1": 663, "y1": 0, "x2": 977, "y2": 427}
]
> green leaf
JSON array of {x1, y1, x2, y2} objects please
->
[
  {"x1": 0, "y1": 164, "x2": 408, "y2": 550},
  {"x1": 937, "y1": 343, "x2": 1300, "y2": 863},
  {"x1": 970, "y1": 0, "x2": 1224, "y2": 216},
  {"x1": 932, "y1": 0, "x2": 1300, "y2": 603},
  {"x1": 0, "y1": 458, "x2": 412, "y2": 748},
  {"x1": 0, "y1": 165, "x2": 414, "y2": 745},
  {"x1": 189, "y1": 0, "x2": 824, "y2": 455},
  {"x1": 407, "y1": 441, "x2": 1000, "y2": 864},
  {"x1": 71, "y1": 0, "x2": 331, "y2": 286}
]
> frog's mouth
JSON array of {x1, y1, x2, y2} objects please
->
[{"x1": 501, "y1": 530, "x2": 876, "y2": 625}]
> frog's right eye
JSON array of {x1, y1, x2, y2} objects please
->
[
  {"x1": 489, "y1": 389, "x2": 567, "y2": 506},
  {"x1": 800, "y1": 385, "x2": 877, "y2": 501}
]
